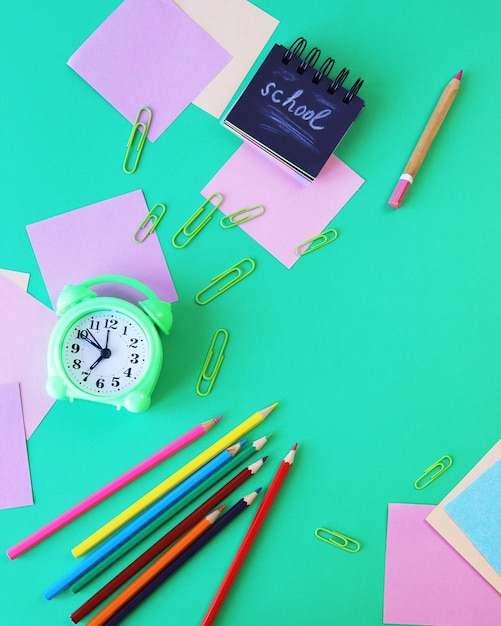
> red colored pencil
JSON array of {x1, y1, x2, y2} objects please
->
[
  {"x1": 69, "y1": 457, "x2": 267, "y2": 624},
  {"x1": 200, "y1": 444, "x2": 298, "y2": 626}
]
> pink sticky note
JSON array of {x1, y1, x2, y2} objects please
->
[
  {"x1": 26, "y1": 190, "x2": 178, "y2": 309},
  {"x1": 201, "y1": 144, "x2": 364, "y2": 268},
  {"x1": 0, "y1": 276, "x2": 57, "y2": 439},
  {"x1": 0, "y1": 383, "x2": 33, "y2": 510},
  {"x1": 384, "y1": 503, "x2": 501, "y2": 626},
  {"x1": 68, "y1": 0, "x2": 232, "y2": 142}
]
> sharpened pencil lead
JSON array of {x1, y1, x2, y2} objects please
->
[{"x1": 259, "y1": 403, "x2": 278, "y2": 419}]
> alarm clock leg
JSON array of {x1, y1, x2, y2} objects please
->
[{"x1": 46, "y1": 375, "x2": 69, "y2": 400}]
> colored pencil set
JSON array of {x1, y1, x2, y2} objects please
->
[{"x1": 6, "y1": 402, "x2": 299, "y2": 624}]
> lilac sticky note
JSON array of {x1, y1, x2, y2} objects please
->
[
  {"x1": 445, "y1": 459, "x2": 501, "y2": 576},
  {"x1": 0, "y1": 383, "x2": 33, "y2": 510},
  {"x1": 0, "y1": 276, "x2": 57, "y2": 438},
  {"x1": 201, "y1": 144, "x2": 364, "y2": 268},
  {"x1": 26, "y1": 190, "x2": 178, "y2": 309},
  {"x1": 68, "y1": 0, "x2": 232, "y2": 141},
  {"x1": 384, "y1": 503, "x2": 501, "y2": 626}
]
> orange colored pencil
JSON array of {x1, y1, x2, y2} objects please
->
[
  {"x1": 86, "y1": 507, "x2": 224, "y2": 626},
  {"x1": 201, "y1": 444, "x2": 298, "y2": 626}
]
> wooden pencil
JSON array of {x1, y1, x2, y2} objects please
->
[
  {"x1": 388, "y1": 71, "x2": 463, "y2": 208},
  {"x1": 69, "y1": 457, "x2": 267, "y2": 623},
  {"x1": 200, "y1": 444, "x2": 298, "y2": 626},
  {"x1": 100, "y1": 490, "x2": 261, "y2": 626}
]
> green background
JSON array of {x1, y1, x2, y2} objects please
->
[{"x1": 1, "y1": 1, "x2": 500, "y2": 625}]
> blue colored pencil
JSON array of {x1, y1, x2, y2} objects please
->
[{"x1": 43, "y1": 442, "x2": 244, "y2": 600}]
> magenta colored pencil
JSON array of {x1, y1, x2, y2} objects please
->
[{"x1": 6, "y1": 417, "x2": 221, "y2": 559}]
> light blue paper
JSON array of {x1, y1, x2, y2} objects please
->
[{"x1": 445, "y1": 458, "x2": 501, "y2": 576}]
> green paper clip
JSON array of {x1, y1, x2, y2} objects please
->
[
  {"x1": 171, "y1": 193, "x2": 224, "y2": 249},
  {"x1": 295, "y1": 229, "x2": 338, "y2": 256},
  {"x1": 220, "y1": 205, "x2": 265, "y2": 229},
  {"x1": 314, "y1": 527, "x2": 361, "y2": 552},
  {"x1": 123, "y1": 107, "x2": 152, "y2": 174},
  {"x1": 132, "y1": 203, "x2": 167, "y2": 243},
  {"x1": 196, "y1": 329, "x2": 229, "y2": 397},
  {"x1": 195, "y1": 258, "x2": 256, "y2": 305},
  {"x1": 414, "y1": 455, "x2": 453, "y2": 489}
]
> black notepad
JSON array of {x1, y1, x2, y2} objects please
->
[{"x1": 224, "y1": 37, "x2": 365, "y2": 181}]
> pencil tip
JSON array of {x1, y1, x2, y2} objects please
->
[
  {"x1": 292, "y1": 443, "x2": 298, "y2": 450},
  {"x1": 203, "y1": 416, "x2": 222, "y2": 430},
  {"x1": 454, "y1": 69, "x2": 463, "y2": 81},
  {"x1": 259, "y1": 403, "x2": 278, "y2": 419}
]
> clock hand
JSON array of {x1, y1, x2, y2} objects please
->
[
  {"x1": 85, "y1": 329, "x2": 104, "y2": 350},
  {"x1": 89, "y1": 355, "x2": 104, "y2": 371},
  {"x1": 81, "y1": 335, "x2": 101, "y2": 350}
]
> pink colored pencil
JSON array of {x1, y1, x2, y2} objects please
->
[{"x1": 6, "y1": 417, "x2": 221, "y2": 559}]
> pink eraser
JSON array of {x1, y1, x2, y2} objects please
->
[{"x1": 388, "y1": 178, "x2": 412, "y2": 209}]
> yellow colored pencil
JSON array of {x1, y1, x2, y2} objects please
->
[{"x1": 71, "y1": 403, "x2": 278, "y2": 557}]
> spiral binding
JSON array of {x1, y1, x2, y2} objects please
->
[
  {"x1": 313, "y1": 57, "x2": 335, "y2": 84},
  {"x1": 298, "y1": 47, "x2": 321, "y2": 74},
  {"x1": 282, "y1": 37, "x2": 364, "y2": 104},
  {"x1": 282, "y1": 37, "x2": 307, "y2": 63},
  {"x1": 328, "y1": 68, "x2": 349, "y2": 93}
]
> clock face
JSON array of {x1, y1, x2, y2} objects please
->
[{"x1": 61, "y1": 309, "x2": 150, "y2": 397}]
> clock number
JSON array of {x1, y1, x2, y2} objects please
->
[
  {"x1": 96, "y1": 378, "x2": 105, "y2": 389},
  {"x1": 124, "y1": 368, "x2": 132, "y2": 378},
  {"x1": 71, "y1": 343, "x2": 80, "y2": 353},
  {"x1": 129, "y1": 338, "x2": 138, "y2": 348},
  {"x1": 72, "y1": 359, "x2": 82, "y2": 369},
  {"x1": 82, "y1": 371, "x2": 90, "y2": 382},
  {"x1": 105, "y1": 319, "x2": 118, "y2": 330},
  {"x1": 77, "y1": 330, "x2": 88, "y2": 340},
  {"x1": 130, "y1": 353, "x2": 139, "y2": 364},
  {"x1": 89, "y1": 320, "x2": 100, "y2": 330},
  {"x1": 111, "y1": 377, "x2": 120, "y2": 387}
]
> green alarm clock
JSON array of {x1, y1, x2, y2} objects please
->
[{"x1": 46, "y1": 275, "x2": 173, "y2": 413}]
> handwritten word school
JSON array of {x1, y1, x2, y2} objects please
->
[{"x1": 260, "y1": 83, "x2": 331, "y2": 130}]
